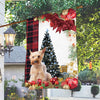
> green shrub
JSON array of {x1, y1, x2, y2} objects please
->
[
  {"x1": 78, "y1": 68, "x2": 97, "y2": 84},
  {"x1": 91, "y1": 85, "x2": 99, "y2": 98}
]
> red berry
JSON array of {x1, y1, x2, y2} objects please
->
[
  {"x1": 50, "y1": 78, "x2": 53, "y2": 82},
  {"x1": 31, "y1": 81, "x2": 36, "y2": 85},
  {"x1": 69, "y1": 34, "x2": 71, "y2": 36},
  {"x1": 55, "y1": 86, "x2": 59, "y2": 88},
  {"x1": 40, "y1": 86, "x2": 43, "y2": 89},
  {"x1": 55, "y1": 81, "x2": 59, "y2": 85},
  {"x1": 54, "y1": 86, "x2": 59, "y2": 88},
  {"x1": 28, "y1": 82, "x2": 33, "y2": 85},
  {"x1": 38, "y1": 83, "x2": 42, "y2": 86},
  {"x1": 72, "y1": 43, "x2": 75, "y2": 47},
  {"x1": 50, "y1": 78, "x2": 56, "y2": 84},
  {"x1": 41, "y1": 16, "x2": 44, "y2": 19},
  {"x1": 43, "y1": 81, "x2": 49, "y2": 87},
  {"x1": 37, "y1": 79, "x2": 42, "y2": 84},
  {"x1": 42, "y1": 21, "x2": 45, "y2": 23},
  {"x1": 52, "y1": 78, "x2": 56, "y2": 84}
]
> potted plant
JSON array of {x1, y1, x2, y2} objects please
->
[
  {"x1": 78, "y1": 68, "x2": 97, "y2": 84},
  {"x1": 91, "y1": 85, "x2": 99, "y2": 98},
  {"x1": 95, "y1": 68, "x2": 100, "y2": 84}
]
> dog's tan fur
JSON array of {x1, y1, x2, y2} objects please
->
[{"x1": 28, "y1": 48, "x2": 52, "y2": 82}]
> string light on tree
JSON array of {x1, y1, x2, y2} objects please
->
[{"x1": 41, "y1": 30, "x2": 61, "y2": 77}]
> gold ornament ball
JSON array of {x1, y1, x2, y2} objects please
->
[
  {"x1": 69, "y1": 62, "x2": 74, "y2": 66},
  {"x1": 28, "y1": 86, "x2": 33, "y2": 90},
  {"x1": 63, "y1": 85, "x2": 70, "y2": 89},
  {"x1": 73, "y1": 34, "x2": 76, "y2": 38},
  {"x1": 25, "y1": 82, "x2": 29, "y2": 87},
  {"x1": 34, "y1": 17, "x2": 38, "y2": 21},
  {"x1": 32, "y1": 85, "x2": 36, "y2": 89},
  {"x1": 62, "y1": 9, "x2": 68, "y2": 15},
  {"x1": 28, "y1": 85, "x2": 35, "y2": 90}
]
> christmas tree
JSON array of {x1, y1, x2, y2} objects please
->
[{"x1": 41, "y1": 30, "x2": 61, "y2": 77}]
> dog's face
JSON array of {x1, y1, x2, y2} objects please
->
[{"x1": 29, "y1": 48, "x2": 46, "y2": 65}]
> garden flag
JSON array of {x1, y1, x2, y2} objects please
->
[{"x1": 25, "y1": 9, "x2": 78, "y2": 90}]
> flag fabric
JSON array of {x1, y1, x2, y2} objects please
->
[
  {"x1": 24, "y1": 9, "x2": 78, "y2": 90},
  {"x1": 25, "y1": 18, "x2": 39, "y2": 82}
]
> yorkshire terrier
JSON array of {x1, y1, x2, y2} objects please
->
[{"x1": 28, "y1": 48, "x2": 52, "y2": 82}]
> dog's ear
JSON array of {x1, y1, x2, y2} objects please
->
[
  {"x1": 29, "y1": 50, "x2": 32, "y2": 54},
  {"x1": 42, "y1": 47, "x2": 46, "y2": 54},
  {"x1": 29, "y1": 50, "x2": 32, "y2": 60}
]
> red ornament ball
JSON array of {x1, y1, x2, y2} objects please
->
[
  {"x1": 55, "y1": 81, "x2": 59, "y2": 85},
  {"x1": 28, "y1": 82, "x2": 33, "y2": 86},
  {"x1": 31, "y1": 81, "x2": 36, "y2": 85},
  {"x1": 43, "y1": 81, "x2": 49, "y2": 87},
  {"x1": 65, "y1": 77, "x2": 71, "y2": 84},
  {"x1": 37, "y1": 79, "x2": 42, "y2": 84},
  {"x1": 68, "y1": 78, "x2": 78, "y2": 89},
  {"x1": 61, "y1": 81, "x2": 67, "y2": 87},
  {"x1": 50, "y1": 78, "x2": 56, "y2": 84},
  {"x1": 54, "y1": 76, "x2": 58, "y2": 81}
]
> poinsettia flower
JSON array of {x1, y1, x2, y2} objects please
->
[
  {"x1": 61, "y1": 9, "x2": 76, "y2": 20},
  {"x1": 41, "y1": 13, "x2": 76, "y2": 33},
  {"x1": 60, "y1": 14, "x2": 66, "y2": 20},
  {"x1": 66, "y1": 8, "x2": 76, "y2": 20}
]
